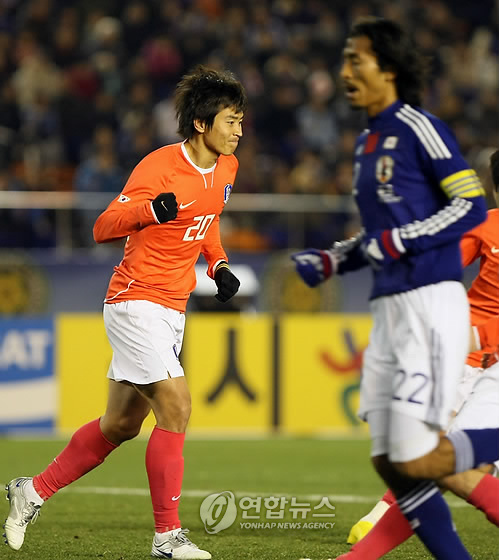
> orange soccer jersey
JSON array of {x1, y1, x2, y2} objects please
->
[
  {"x1": 93, "y1": 142, "x2": 238, "y2": 312},
  {"x1": 461, "y1": 208, "x2": 499, "y2": 366}
]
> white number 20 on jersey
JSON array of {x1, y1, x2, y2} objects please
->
[{"x1": 183, "y1": 214, "x2": 216, "y2": 241}]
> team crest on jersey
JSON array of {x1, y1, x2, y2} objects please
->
[
  {"x1": 223, "y1": 183, "x2": 233, "y2": 204},
  {"x1": 375, "y1": 156, "x2": 394, "y2": 184},
  {"x1": 118, "y1": 194, "x2": 130, "y2": 203}
]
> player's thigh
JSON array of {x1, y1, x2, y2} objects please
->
[
  {"x1": 392, "y1": 282, "x2": 469, "y2": 429},
  {"x1": 101, "y1": 379, "x2": 151, "y2": 438},
  {"x1": 104, "y1": 300, "x2": 186, "y2": 384},
  {"x1": 358, "y1": 298, "x2": 397, "y2": 423},
  {"x1": 388, "y1": 410, "x2": 439, "y2": 462},
  {"x1": 367, "y1": 408, "x2": 390, "y2": 458},
  {"x1": 133, "y1": 376, "x2": 191, "y2": 427}
]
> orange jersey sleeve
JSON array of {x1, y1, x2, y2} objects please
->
[
  {"x1": 461, "y1": 209, "x2": 499, "y2": 366},
  {"x1": 96, "y1": 142, "x2": 238, "y2": 312},
  {"x1": 93, "y1": 160, "x2": 162, "y2": 243},
  {"x1": 200, "y1": 214, "x2": 226, "y2": 278}
]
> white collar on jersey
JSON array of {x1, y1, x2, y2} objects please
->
[{"x1": 181, "y1": 141, "x2": 217, "y2": 189}]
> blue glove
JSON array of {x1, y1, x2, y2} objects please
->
[
  {"x1": 291, "y1": 249, "x2": 336, "y2": 287},
  {"x1": 362, "y1": 229, "x2": 405, "y2": 269}
]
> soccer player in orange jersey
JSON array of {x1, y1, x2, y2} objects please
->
[
  {"x1": 339, "y1": 149, "x2": 499, "y2": 559},
  {"x1": 3, "y1": 66, "x2": 247, "y2": 559}
]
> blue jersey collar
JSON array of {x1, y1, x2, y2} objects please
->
[{"x1": 367, "y1": 100, "x2": 404, "y2": 127}]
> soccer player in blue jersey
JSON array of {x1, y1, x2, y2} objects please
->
[{"x1": 292, "y1": 17, "x2": 498, "y2": 560}]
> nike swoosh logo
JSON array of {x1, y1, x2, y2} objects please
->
[
  {"x1": 171, "y1": 494, "x2": 181, "y2": 501},
  {"x1": 179, "y1": 200, "x2": 196, "y2": 209},
  {"x1": 491, "y1": 247, "x2": 499, "y2": 254}
]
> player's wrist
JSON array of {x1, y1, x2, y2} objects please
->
[
  {"x1": 215, "y1": 261, "x2": 230, "y2": 273},
  {"x1": 321, "y1": 249, "x2": 337, "y2": 277},
  {"x1": 381, "y1": 228, "x2": 406, "y2": 259}
]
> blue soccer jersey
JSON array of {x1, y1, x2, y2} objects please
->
[{"x1": 336, "y1": 100, "x2": 487, "y2": 299}]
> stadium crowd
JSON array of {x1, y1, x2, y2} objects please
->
[{"x1": 0, "y1": 0, "x2": 497, "y2": 248}]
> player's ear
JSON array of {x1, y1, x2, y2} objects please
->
[{"x1": 193, "y1": 119, "x2": 206, "y2": 134}]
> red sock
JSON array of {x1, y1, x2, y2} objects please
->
[
  {"x1": 348, "y1": 503, "x2": 413, "y2": 559},
  {"x1": 381, "y1": 488, "x2": 396, "y2": 505},
  {"x1": 467, "y1": 474, "x2": 499, "y2": 526},
  {"x1": 33, "y1": 418, "x2": 117, "y2": 500},
  {"x1": 146, "y1": 427, "x2": 185, "y2": 533}
]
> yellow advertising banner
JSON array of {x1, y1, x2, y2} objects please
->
[
  {"x1": 57, "y1": 313, "x2": 273, "y2": 435},
  {"x1": 56, "y1": 312, "x2": 371, "y2": 435},
  {"x1": 280, "y1": 314, "x2": 372, "y2": 435},
  {"x1": 57, "y1": 313, "x2": 112, "y2": 431},
  {"x1": 185, "y1": 314, "x2": 273, "y2": 434}
]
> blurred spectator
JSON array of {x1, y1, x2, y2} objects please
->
[
  {"x1": 142, "y1": 35, "x2": 183, "y2": 96},
  {"x1": 51, "y1": 20, "x2": 80, "y2": 69},
  {"x1": 12, "y1": 48, "x2": 62, "y2": 109},
  {"x1": 0, "y1": 82, "x2": 21, "y2": 167},
  {"x1": 119, "y1": 120, "x2": 159, "y2": 173},
  {"x1": 73, "y1": 145, "x2": 124, "y2": 247},
  {"x1": 74, "y1": 148, "x2": 123, "y2": 194},
  {"x1": 0, "y1": 169, "x2": 55, "y2": 248},
  {"x1": 296, "y1": 69, "x2": 339, "y2": 160},
  {"x1": 121, "y1": 1, "x2": 154, "y2": 57}
]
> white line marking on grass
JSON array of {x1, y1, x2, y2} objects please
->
[{"x1": 60, "y1": 486, "x2": 470, "y2": 508}]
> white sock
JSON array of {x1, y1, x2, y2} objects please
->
[
  {"x1": 360, "y1": 500, "x2": 390, "y2": 524},
  {"x1": 24, "y1": 479, "x2": 44, "y2": 506},
  {"x1": 156, "y1": 528, "x2": 181, "y2": 539}
]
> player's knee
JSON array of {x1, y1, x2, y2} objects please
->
[
  {"x1": 392, "y1": 445, "x2": 449, "y2": 480},
  {"x1": 170, "y1": 393, "x2": 191, "y2": 424},
  {"x1": 392, "y1": 456, "x2": 430, "y2": 479},
  {"x1": 103, "y1": 416, "x2": 143, "y2": 443},
  {"x1": 178, "y1": 400, "x2": 191, "y2": 424},
  {"x1": 118, "y1": 418, "x2": 143, "y2": 441}
]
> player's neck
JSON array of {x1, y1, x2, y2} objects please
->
[
  {"x1": 184, "y1": 139, "x2": 218, "y2": 169},
  {"x1": 366, "y1": 89, "x2": 398, "y2": 118}
]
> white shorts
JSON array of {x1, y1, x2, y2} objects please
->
[
  {"x1": 453, "y1": 364, "x2": 483, "y2": 416},
  {"x1": 369, "y1": 409, "x2": 439, "y2": 462},
  {"x1": 103, "y1": 300, "x2": 185, "y2": 384},
  {"x1": 449, "y1": 363, "x2": 499, "y2": 432},
  {"x1": 359, "y1": 282, "x2": 469, "y2": 431}
]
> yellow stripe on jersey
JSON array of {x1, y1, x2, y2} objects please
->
[{"x1": 440, "y1": 169, "x2": 485, "y2": 199}]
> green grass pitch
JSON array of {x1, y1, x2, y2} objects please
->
[{"x1": 1, "y1": 437, "x2": 497, "y2": 559}]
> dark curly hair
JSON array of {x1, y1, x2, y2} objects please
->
[
  {"x1": 174, "y1": 65, "x2": 247, "y2": 139},
  {"x1": 348, "y1": 17, "x2": 430, "y2": 107}
]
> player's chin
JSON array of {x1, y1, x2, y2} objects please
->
[
  {"x1": 346, "y1": 98, "x2": 365, "y2": 110},
  {"x1": 221, "y1": 143, "x2": 239, "y2": 155}
]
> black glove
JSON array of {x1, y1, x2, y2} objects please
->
[
  {"x1": 152, "y1": 192, "x2": 178, "y2": 223},
  {"x1": 214, "y1": 263, "x2": 240, "y2": 302}
]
